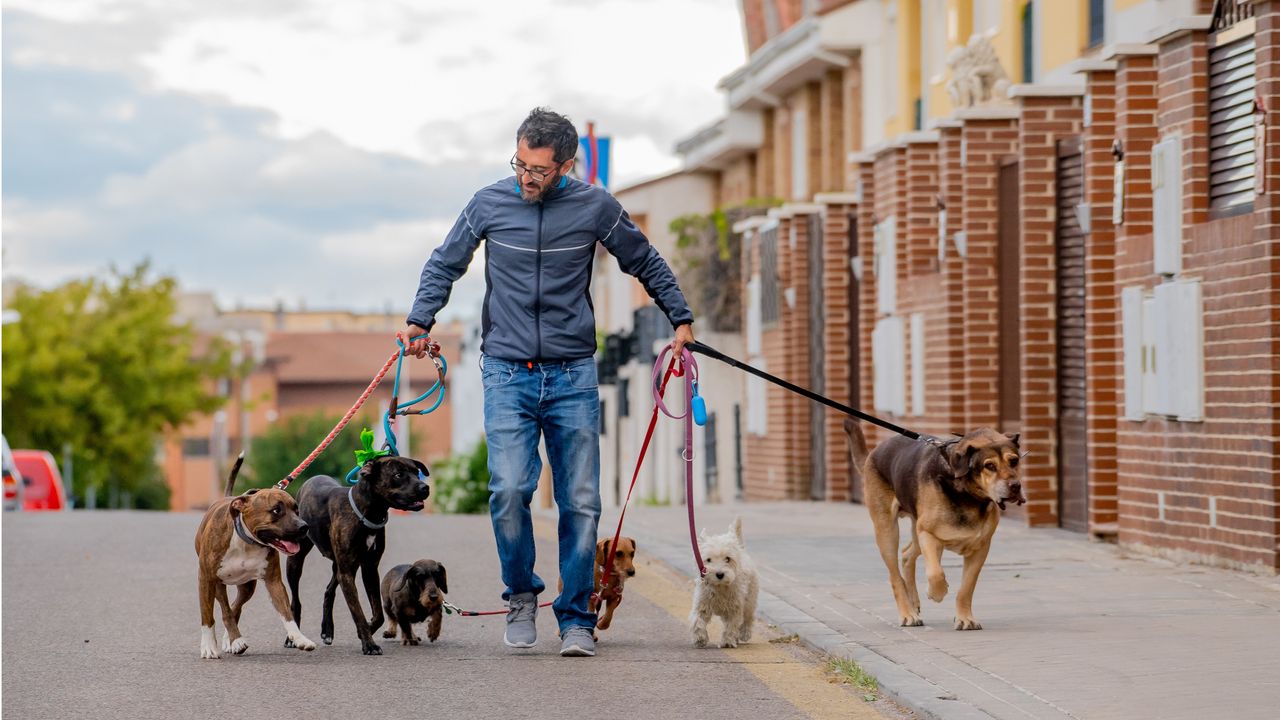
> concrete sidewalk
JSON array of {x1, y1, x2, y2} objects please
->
[{"x1": 609, "y1": 501, "x2": 1280, "y2": 720}]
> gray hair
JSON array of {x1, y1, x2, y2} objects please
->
[{"x1": 516, "y1": 108, "x2": 579, "y2": 163}]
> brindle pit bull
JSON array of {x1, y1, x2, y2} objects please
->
[
  {"x1": 193, "y1": 455, "x2": 316, "y2": 659},
  {"x1": 285, "y1": 455, "x2": 429, "y2": 655},
  {"x1": 845, "y1": 420, "x2": 1024, "y2": 631}
]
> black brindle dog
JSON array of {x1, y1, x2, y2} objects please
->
[{"x1": 285, "y1": 455, "x2": 430, "y2": 655}]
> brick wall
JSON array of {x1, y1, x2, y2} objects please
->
[
  {"x1": 855, "y1": 159, "x2": 882, "y2": 469},
  {"x1": 937, "y1": 124, "x2": 969, "y2": 433},
  {"x1": 1081, "y1": 66, "x2": 1120, "y2": 533},
  {"x1": 1109, "y1": 12, "x2": 1280, "y2": 572},
  {"x1": 722, "y1": 156, "x2": 757, "y2": 207},
  {"x1": 1018, "y1": 93, "x2": 1084, "y2": 526},
  {"x1": 959, "y1": 118, "x2": 1018, "y2": 430},
  {"x1": 818, "y1": 196, "x2": 857, "y2": 501},
  {"x1": 1257, "y1": 0, "x2": 1280, "y2": 574}
]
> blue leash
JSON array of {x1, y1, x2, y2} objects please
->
[{"x1": 345, "y1": 336, "x2": 448, "y2": 484}]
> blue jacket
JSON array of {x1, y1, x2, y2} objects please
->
[{"x1": 407, "y1": 176, "x2": 694, "y2": 361}]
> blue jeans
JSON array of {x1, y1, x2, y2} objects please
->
[{"x1": 481, "y1": 354, "x2": 601, "y2": 632}]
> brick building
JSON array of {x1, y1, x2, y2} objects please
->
[{"x1": 673, "y1": 0, "x2": 1279, "y2": 573}]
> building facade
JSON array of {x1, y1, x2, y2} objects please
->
[{"x1": 672, "y1": 0, "x2": 1279, "y2": 573}]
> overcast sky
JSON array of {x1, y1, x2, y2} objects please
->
[{"x1": 2, "y1": 0, "x2": 745, "y2": 322}]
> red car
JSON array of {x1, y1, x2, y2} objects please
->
[{"x1": 11, "y1": 450, "x2": 68, "y2": 511}]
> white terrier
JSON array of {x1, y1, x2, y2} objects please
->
[{"x1": 689, "y1": 517, "x2": 759, "y2": 648}]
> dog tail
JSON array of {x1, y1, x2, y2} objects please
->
[
  {"x1": 842, "y1": 418, "x2": 869, "y2": 474},
  {"x1": 224, "y1": 452, "x2": 245, "y2": 496}
]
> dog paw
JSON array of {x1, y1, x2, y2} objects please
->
[
  {"x1": 927, "y1": 578, "x2": 949, "y2": 603},
  {"x1": 200, "y1": 629, "x2": 221, "y2": 659},
  {"x1": 693, "y1": 630, "x2": 709, "y2": 648},
  {"x1": 596, "y1": 618, "x2": 611, "y2": 630},
  {"x1": 223, "y1": 637, "x2": 249, "y2": 655},
  {"x1": 720, "y1": 637, "x2": 739, "y2": 649},
  {"x1": 382, "y1": 629, "x2": 396, "y2": 639},
  {"x1": 362, "y1": 641, "x2": 383, "y2": 656},
  {"x1": 900, "y1": 615, "x2": 924, "y2": 627},
  {"x1": 321, "y1": 633, "x2": 333, "y2": 646},
  {"x1": 954, "y1": 617, "x2": 983, "y2": 631}
]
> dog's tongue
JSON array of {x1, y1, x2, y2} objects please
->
[{"x1": 273, "y1": 540, "x2": 300, "y2": 555}]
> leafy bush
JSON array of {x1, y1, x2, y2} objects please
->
[{"x1": 431, "y1": 437, "x2": 491, "y2": 514}]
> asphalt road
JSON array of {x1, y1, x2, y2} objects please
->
[{"x1": 1, "y1": 510, "x2": 902, "y2": 720}]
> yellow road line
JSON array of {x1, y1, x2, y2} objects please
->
[{"x1": 533, "y1": 518, "x2": 882, "y2": 720}]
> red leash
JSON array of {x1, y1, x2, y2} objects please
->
[{"x1": 598, "y1": 347, "x2": 706, "y2": 599}]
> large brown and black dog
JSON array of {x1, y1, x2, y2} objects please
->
[
  {"x1": 844, "y1": 419, "x2": 1024, "y2": 631},
  {"x1": 193, "y1": 455, "x2": 316, "y2": 659},
  {"x1": 285, "y1": 455, "x2": 429, "y2": 655}
]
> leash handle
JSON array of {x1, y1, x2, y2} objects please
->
[{"x1": 685, "y1": 340, "x2": 923, "y2": 442}]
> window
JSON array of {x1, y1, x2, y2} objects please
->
[
  {"x1": 1021, "y1": 1, "x2": 1035, "y2": 83},
  {"x1": 183, "y1": 438, "x2": 211, "y2": 457},
  {"x1": 1088, "y1": 0, "x2": 1106, "y2": 47},
  {"x1": 1207, "y1": 26, "x2": 1257, "y2": 214}
]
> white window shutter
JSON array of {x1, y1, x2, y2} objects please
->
[
  {"x1": 792, "y1": 107, "x2": 808, "y2": 200},
  {"x1": 910, "y1": 313, "x2": 925, "y2": 416},
  {"x1": 1141, "y1": 295, "x2": 1161, "y2": 416},
  {"x1": 876, "y1": 217, "x2": 897, "y2": 315},
  {"x1": 1121, "y1": 286, "x2": 1145, "y2": 420},
  {"x1": 873, "y1": 317, "x2": 906, "y2": 416},
  {"x1": 746, "y1": 276, "x2": 762, "y2": 356},
  {"x1": 1152, "y1": 135, "x2": 1183, "y2": 276},
  {"x1": 1155, "y1": 280, "x2": 1204, "y2": 421}
]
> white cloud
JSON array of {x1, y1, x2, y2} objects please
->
[{"x1": 3, "y1": 0, "x2": 746, "y2": 315}]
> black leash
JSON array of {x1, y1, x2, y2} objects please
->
[{"x1": 686, "y1": 340, "x2": 950, "y2": 447}]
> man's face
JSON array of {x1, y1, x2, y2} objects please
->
[{"x1": 513, "y1": 139, "x2": 571, "y2": 202}]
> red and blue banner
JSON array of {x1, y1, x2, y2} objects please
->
[{"x1": 577, "y1": 121, "x2": 610, "y2": 189}]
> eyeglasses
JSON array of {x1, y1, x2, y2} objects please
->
[{"x1": 510, "y1": 155, "x2": 562, "y2": 183}]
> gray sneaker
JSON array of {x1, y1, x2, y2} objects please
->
[
  {"x1": 503, "y1": 592, "x2": 537, "y2": 648},
  {"x1": 559, "y1": 626, "x2": 596, "y2": 657}
]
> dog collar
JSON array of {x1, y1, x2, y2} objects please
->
[
  {"x1": 233, "y1": 514, "x2": 270, "y2": 548},
  {"x1": 347, "y1": 487, "x2": 388, "y2": 530}
]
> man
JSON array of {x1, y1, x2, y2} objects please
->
[{"x1": 400, "y1": 108, "x2": 695, "y2": 657}]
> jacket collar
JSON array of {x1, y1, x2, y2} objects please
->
[{"x1": 511, "y1": 174, "x2": 571, "y2": 202}]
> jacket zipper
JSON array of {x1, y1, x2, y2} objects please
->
[{"x1": 535, "y1": 202, "x2": 544, "y2": 361}]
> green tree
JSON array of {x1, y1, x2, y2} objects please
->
[
  {"x1": 1, "y1": 264, "x2": 231, "y2": 508},
  {"x1": 239, "y1": 412, "x2": 381, "y2": 496}
]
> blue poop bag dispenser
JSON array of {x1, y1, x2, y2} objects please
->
[{"x1": 691, "y1": 380, "x2": 708, "y2": 426}]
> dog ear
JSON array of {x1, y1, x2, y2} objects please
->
[
  {"x1": 434, "y1": 563, "x2": 448, "y2": 595},
  {"x1": 731, "y1": 516, "x2": 743, "y2": 544},
  {"x1": 627, "y1": 537, "x2": 637, "y2": 554},
  {"x1": 230, "y1": 495, "x2": 249, "y2": 515},
  {"x1": 595, "y1": 539, "x2": 609, "y2": 568},
  {"x1": 391, "y1": 568, "x2": 412, "y2": 594},
  {"x1": 948, "y1": 440, "x2": 979, "y2": 479},
  {"x1": 1004, "y1": 432, "x2": 1021, "y2": 448},
  {"x1": 412, "y1": 459, "x2": 429, "y2": 478}
]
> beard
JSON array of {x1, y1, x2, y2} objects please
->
[{"x1": 519, "y1": 173, "x2": 558, "y2": 203}]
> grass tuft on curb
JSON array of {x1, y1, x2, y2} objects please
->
[{"x1": 826, "y1": 656, "x2": 879, "y2": 701}]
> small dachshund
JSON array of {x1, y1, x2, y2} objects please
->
[
  {"x1": 380, "y1": 559, "x2": 448, "y2": 645},
  {"x1": 592, "y1": 536, "x2": 637, "y2": 633}
]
